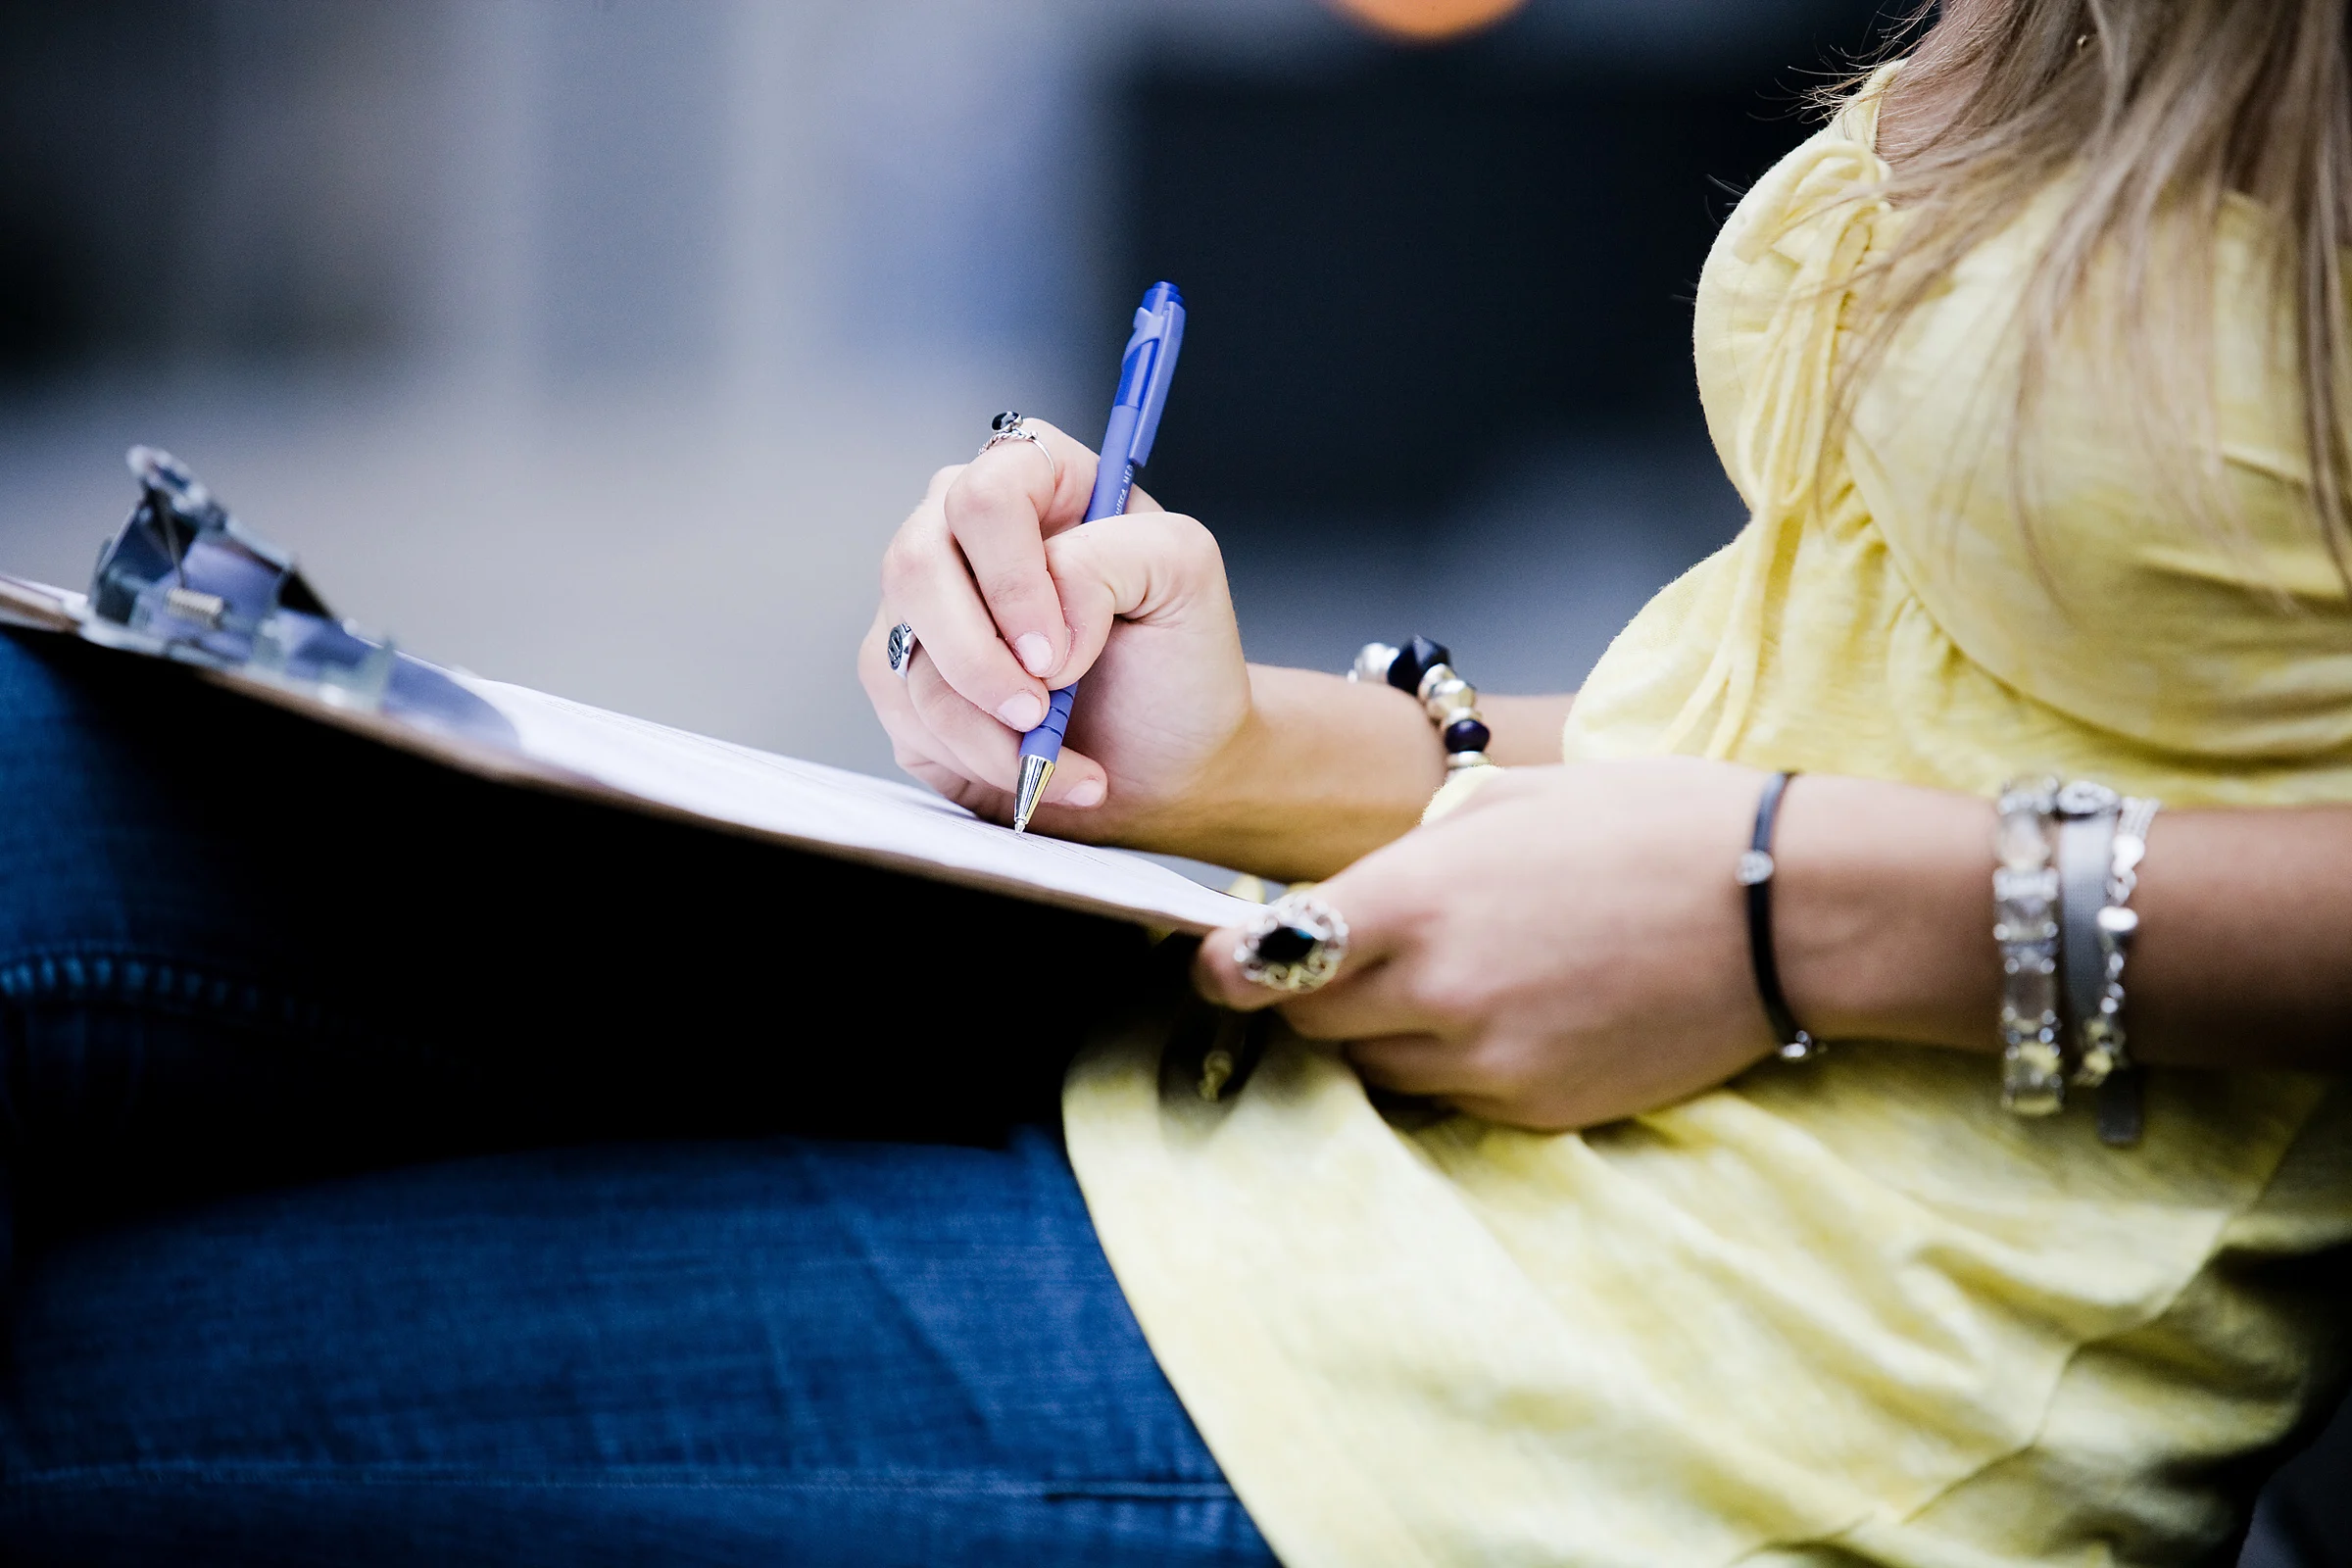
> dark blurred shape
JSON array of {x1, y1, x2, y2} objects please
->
[
  {"x1": 1119, "y1": 5, "x2": 1883, "y2": 522},
  {"x1": 0, "y1": 0, "x2": 213, "y2": 373},
  {"x1": 2240, "y1": 1393, "x2": 2352, "y2": 1568},
  {"x1": 0, "y1": 0, "x2": 441, "y2": 376}
]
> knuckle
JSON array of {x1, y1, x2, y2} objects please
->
[
  {"x1": 906, "y1": 668, "x2": 962, "y2": 718},
  {"x1": 956, "y1": 463, "x2": 1026, "y2": 509},
  {"x1": 879, "y1": 535, "x2": 932, "y2": 593},
  {"x1": 1405, "y1": 964, "x2": 1486, "y2": 1025},
  {"x1": 976, "y1": 564, "x2": 1044, "y2": 610},
  {"x1": 1454, "y1": 1037, "x2": 1527, "y2": 1095},
  {"x1": 1166, "y1": 512, "x2": 1221, "y2": 560}
]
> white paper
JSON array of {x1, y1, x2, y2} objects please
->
[
  {"x1": 0, "y1": 571, "x2": 1253, "y2": 931},
  {"x1": 464, "y1": 678, "x2": 1257, "y2": 932}
]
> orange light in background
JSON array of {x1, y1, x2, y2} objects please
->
[{"x1": 1321, "y1": 0, "x2": 1531, "y2": 43}]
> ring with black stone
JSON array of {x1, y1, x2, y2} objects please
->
[
  {"x1": 1234, "y1": 892, "x2": 1349, "y2": 994},
  {"x1": 976, "y1": 410, "x2": 1061, "y2": 488},
  {"x1": 886, "y1": 621, "x2": 918, "y2": 680}
]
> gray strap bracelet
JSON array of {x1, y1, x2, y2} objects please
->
[{"x1": 2056, "y1": 807, "x2": 2118, "y2": 1081}]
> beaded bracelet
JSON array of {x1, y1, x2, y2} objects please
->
[
  {"x1": 1995, "y1": 776, "x2": 2159, "y2": 1140},
  {"x1": 1993, "y1": 776, "x2": 2067, "y2": 1115},
  {"x1": 1349, "y1": 636, "x2": 1494, "y2": 771}
]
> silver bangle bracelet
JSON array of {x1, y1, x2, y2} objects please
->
[
  {"x1": 2055, "y1": 779, "x2": 2122, "y2": 1090},
  {"x1": 2082, "y1": 793, "x2": 2158, "y2": 1146},
  {"x1": 1995, "y1": 776, "x2": 2159, "y2": 1142}
]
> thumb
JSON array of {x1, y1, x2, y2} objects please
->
[{"x1": 1044, "y1": 511, "x2": 1233, "y2": 685}]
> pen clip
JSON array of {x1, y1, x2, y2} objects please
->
[{"x1": 1124, "y1": 285, "x2": 1186, "y2": 468}]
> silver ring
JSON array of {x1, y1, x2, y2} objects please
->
[
  {"x1": 977, "y1": 411, "x2": 1060, "y2": 489},
  {"x1": 886, "y1": 621, "x2": 918, "y2": 680},
  {"x1": 1234, "y1": 892, "x2": 1349, "y2": 995}
]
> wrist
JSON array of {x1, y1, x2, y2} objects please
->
[
  {"x1": 1481, "y1": 693, "x2": 1577, "y2": 767},
  {"x1": 1141, "y1": 664, "x2": 1443, "y2": 881},
  {"x1": 1769, "y1": 775, "x2": 2002, "y2": 1054}
]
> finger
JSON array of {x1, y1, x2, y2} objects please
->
[
  {"x1": 899, "y1": 755, "x2": 1011, "y2": 818},
  {"x1": 906, "y1": 649, "x2": 1109, "y2": 808},
  {"x1": 1192, "y1": 839, "x2": 1433, "y2": 1012},
  {"x1": 859, "y1": 610, "x2": 1017, "y2": 808},
  {"x1": 866, "y1": 655, "x2": 987, "y2": 808},
  {"x1": 858, "y1": 609, "x2": 937, "y2": 760},
  {"x1": 1193, "y1": 887, "x2": 1402, "y2": 1016},
  {"x1": 1045, "y1": 511, "x2": 1234, "y2": 686},
  {"x1": 1344, "y1": 1034, "x2": 1481, "y2": 1099},
  {"x1": 1277, "y1": 956, "x2": 1447, "y2": 1042},
  {"x1": 944, "y1": 417, "x2": 1166, "y2": 683},
  {"x1": 880, "y1": 487, "x2": 1052, "y2": 734},
  {"x1": 963, "y1": 417, "x2": 1161, "y2": 522},
  {"x1": 948, "y1": 445, "x2": 1075, "y2": 679},
  {"x1": 952, "y1": 421, "x2": 1169, "y2": 681}
]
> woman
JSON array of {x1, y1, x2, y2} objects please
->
[
  {"x1": 6, "y1": 1, "x2": 2350, "y2": 1563},
  {"x1": 861, "y1": 0, "x2": 2352, "y2": 1560}
]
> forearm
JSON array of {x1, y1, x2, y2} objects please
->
[
  {"x1": 1482, "y1": 693, "x2": 1579, "y2": 766},
  {"x1": 1773, "y1": 776, "x2": 2352, "y2": 1071},
  {"x1": 1133, "y1": 669, "x2": 1576, "y2": 882}
]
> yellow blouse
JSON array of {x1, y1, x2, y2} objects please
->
[{"x1": 1066, "y1": 73, "x2": 2352, "y2": 1567}]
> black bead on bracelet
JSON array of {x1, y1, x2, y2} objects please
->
[
  {"x1": 1349, "y1": 635, "x2": 1494, "y2": 770},
  {"x1": 1736, "y1": 771, "x2": 1826, "y2": 1062}
]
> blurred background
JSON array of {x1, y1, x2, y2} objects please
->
[
  {"x1": 0, "y1": 0, "x2": 1881, "y2": 772},
  {"x1": 1, "y1": 2, "x2": 2346, "y2": 1552}
]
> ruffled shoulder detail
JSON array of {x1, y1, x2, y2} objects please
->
[
  {"x1": 1723, "y1": 64, "x2": 1897, "y2": 270},
  {"x1": 1671, "y1": 67, "x2": 1900, "y2": 758}
]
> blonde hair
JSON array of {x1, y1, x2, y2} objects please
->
[{"x1": 1839, "y1": 0, "x2": 2352, "y2": 579}]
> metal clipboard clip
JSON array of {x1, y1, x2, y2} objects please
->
[{"x1": 84, "y1": 446, "x2": 514, "y2": 745}]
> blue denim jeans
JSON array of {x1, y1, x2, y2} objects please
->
[{"x1": 0, "y1": 630, "x2": 1275, "y2": 1566}]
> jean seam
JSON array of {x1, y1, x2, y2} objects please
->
[{"x1": 0, "y1": 945, "x2": 391, "y2": 1052}]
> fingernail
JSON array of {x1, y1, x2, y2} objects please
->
[
  {"x1": 1065, "y1": 776, "x2": 1105, "y2": 808},
  {"x1": 997, "y1": 692, "x2": 1044, "y2": 731},
  {"x1": 1014, "y1": 633, "x2": 1054, "y2": 676}
]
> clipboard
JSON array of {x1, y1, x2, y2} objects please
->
[{"x1": 0, "y1": 450, "x2": 1258, "y2": 937}]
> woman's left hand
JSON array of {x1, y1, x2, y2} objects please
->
[{"x1": 1194, "y1": 759, "x2": 1784, "y2": 1132}]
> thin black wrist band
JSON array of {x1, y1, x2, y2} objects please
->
[{"x1": 1737, "y1": 770, "x2": 1824, "y2": 1061}]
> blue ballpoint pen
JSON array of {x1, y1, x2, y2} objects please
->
[{"x1": 1011, "y1": 280, "x2": 1186, "y2": 833}]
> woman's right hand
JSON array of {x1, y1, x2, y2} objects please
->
[{"x1": 857, "y1": 418, "x2": 1256, "y2": 843}]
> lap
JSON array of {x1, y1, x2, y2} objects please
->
[
  {"x1": 0, "y1": 630, "x2": 1267, "y2": 1564},
  {"x1": 4, "y1": 1132, "x2": 1268, "y2": 1566},
  {"x1": 0, "y1": 623, "x2": 1153, "y2": 1225}
]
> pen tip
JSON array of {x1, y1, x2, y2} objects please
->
[{"x1": 1011, "y1": 754, "x2": 1054, "y2": 837}]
